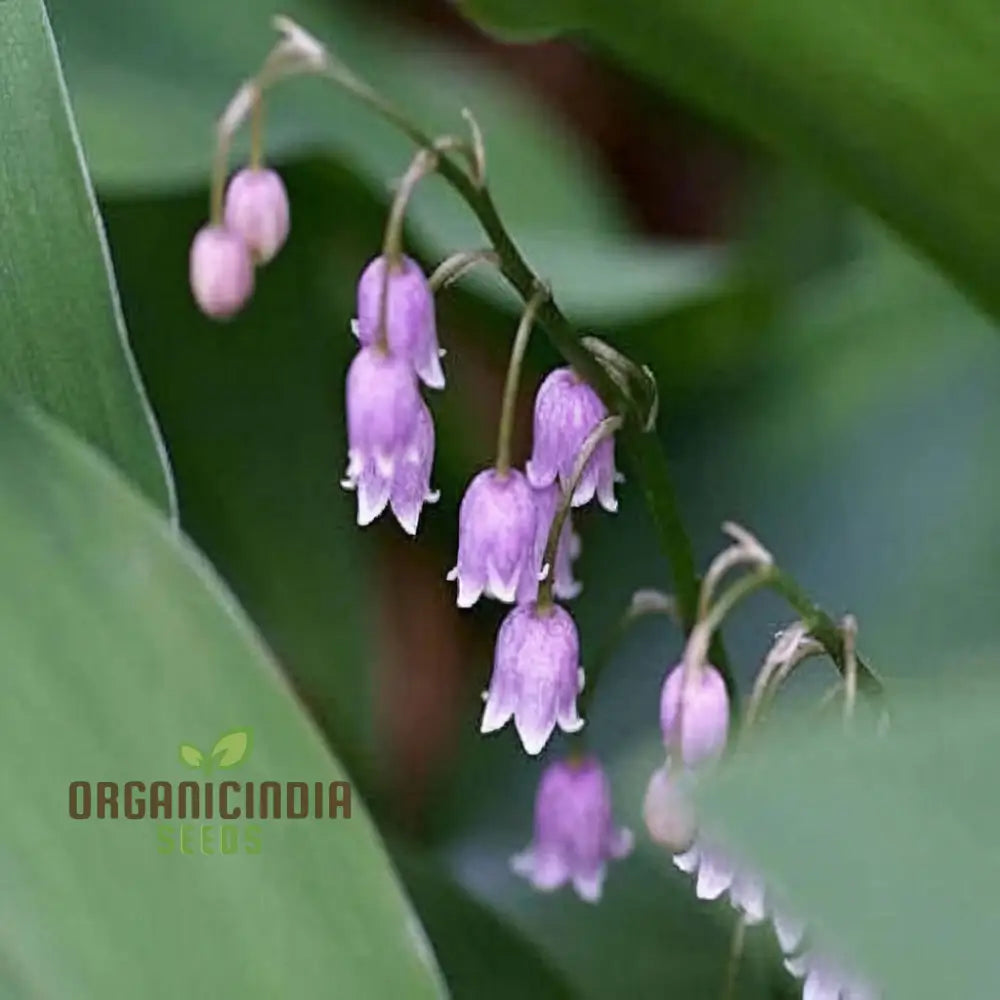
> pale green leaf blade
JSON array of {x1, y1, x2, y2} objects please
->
[
  {"x1": 0, "y1": 398, "x2": 442, "y2": 999},
  {"x1": 0, "y1": 0, "x2": 174, "y2": 511},
  {"x1": 698, "y1": 680, "x2": 1000, "y2": 999}
]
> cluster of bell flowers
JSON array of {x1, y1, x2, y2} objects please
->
[
  {"x1": 343, "y1": 253, "x2": 635, "y2": 901},
  {"x1": 188, "y1": 34, "x2": 883, "y2": 981},
  {"x1": 643, "y1": 635, "x2": 879, "y2": 1000}
]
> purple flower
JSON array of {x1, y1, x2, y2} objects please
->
[
  {"x1": 342, "y1": 345, "x2": 437, "y2": 533},
  {"x1": 659, "y1": 662, "x2": 730, "y2": 766},
  {"x1": 355, "y1": 254, "x2": 444, "y2": 389},
  {"x1": 526, "y1": 367, "x2": 621, "y2": 512},
  {"x1": 481, "y1": 601, "x2": 584, "y2": 754},
  {"x1": 448, "y1": 469, "x2": 538, "y2": 607},
  {"x1": 224, "y1": 167, "x2": 290, "y2": 264},
  {"x1": 532, "y1": 483, "x2": 582, "y2": 601},
  {"x1": 189, "y1": 225, "x2": 254, "y2": 319},
  {"x1": 511, "y1": 757, "x2": 633, "y2": 902}
]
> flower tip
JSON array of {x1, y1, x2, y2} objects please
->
[
  {"x1": 515, "y1": 720, "x2": 554, "y2": 756},
  {"x1": 416, "y1": 351, "x2": 446, "y2": 390},
  {"x1": 393, "y1": 506, "x2": 420, "y2": 536},
  {"x1": 558, "y1": 713, "x2": 585, "y2": 736},
  {"x1": 572, "y1": 871, "x2": 605, "y2": 903},
  {"x1": 479, "y1": 694, "x2": 513, "y2": 735}
]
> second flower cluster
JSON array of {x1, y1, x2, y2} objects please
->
[{"x1": 341, "y1": 251, "x2": 622, "y2": 757}]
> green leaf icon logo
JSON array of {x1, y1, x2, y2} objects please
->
[
  {"x1": 179, "y1": 744, "x2": 204, "y2": 769},
  {"x1": 210, "y1": 728, "x2": 252, "y2": 768}
]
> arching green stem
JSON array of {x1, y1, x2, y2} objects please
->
[
  {"x1": 537, "y1": 415, "x2": 623, "y2": 611},
  {"x1": 494, "y1": 285, "x2": 548, "y2": 477}
]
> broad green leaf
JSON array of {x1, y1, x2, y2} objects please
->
[
  {"x1": 459, "y1": 0, "x2": 1000, "y2": 321},
  {"x1": 0, "y1": 397, "x2": 442, "y2": 998},
  {"x1": 48, "y1": 0, "x2": 724, "y2": 322},
  {"x1": 177, "y1": 744, "x2": 205, "y2": 769},
  {"x1": 210, "y1": 728, "x2": 253, "y2": 768},
  {"x1": 698, "y1": 679, "x2": 1000, "y2": 998},
  {"x1": 0, "y1": 0, "x2": 173, "y2": 511}
]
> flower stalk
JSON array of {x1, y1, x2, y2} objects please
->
[
  {"x1": 494, "y1": 284, "x2": 548, "y2": 478},
  {"x1": 537, "y1": 414, "x2": 622, "y2": 610}
]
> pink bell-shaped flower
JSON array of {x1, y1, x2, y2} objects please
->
[
  {"x1": 448, "y1": 468, "x2": 537, "y2": 607},
  {"x1": 481, "y1": 601, "x2": 584, "y2": 754},
  {"x1": 355, "y1": 254, "x2": 444, "y2": 389},
  {"x1": 342, "y1": 345, "x2": 437, "y2": 534},
  {"x1": 511, "y1": 756, "x2": 633, "y2": 902},
  {"x1": 526, "y1": 367, "x2": 620, "y2": 512}
]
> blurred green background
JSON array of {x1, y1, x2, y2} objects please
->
[{"x1": 3, "y1": 0, "x2": 999, "y2": 996}]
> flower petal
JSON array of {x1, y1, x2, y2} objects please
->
[
  {"x1": 356, "y1": 473, "x2": 390, "y2": 527},
  {"x1": 572, "y1": 866, "x2": 606, "y2": 903}
]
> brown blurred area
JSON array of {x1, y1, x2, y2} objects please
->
[{"x1": 361, "y1": 0, "x2": 747, "y2": 830}]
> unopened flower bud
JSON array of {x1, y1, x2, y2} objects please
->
[
  {"x1": 511, "y1": 756, "x2": 632, "y2": 902},
  {"x1": 659, "y1": 661, "x2": 730, "y2": 766},
  {"x1": 189, "y1": 225, "x2": 254, "y2": 319},
  {"x1": 526, "y1": 367, "x2": 620, "y2": 512},
  {"x1": 356, "y1": 254, "x2": 444, "y2": 389},
  {"x1": 223, "y1": 167, "x2": 290, "y2": 264},
  {"x1": 642, "y1": 765, "x2": 696, "y2": 852},
  {"x1": 448, "y1": 469, "x2": 537, "y2": 607},
  {"x1": 481, "y1": 601, "x2": 584, "y2": 755}
]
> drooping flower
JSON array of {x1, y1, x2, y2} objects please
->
[
  {"x1": 659, "y1": 661, "x2": 730, "y2": 766},
  {"x1": 784, "y1": 949, "x2": 880, "y2": 1000},
  {"x1": 355, "y1": 254, "x2": 444, "y2": 389},
  {"x1": 388, "y1": 399, "x2": 439, "y2": 535},
  {"x1": 526, "y1": 367, "x2": 621, "y2": 512},
  {"x1": 448, "y1": 469, "x2": 538, "y2": 607},
  {"x1": 511, "y1": 756, "x2": 633, "y2": 902},
  {"x1": 531, "y1": 483, "x2": 582, "y2": 601},
  {"x1": 223, "y1": 167, "x2": 290, "y2": 264},
  {"x1": 342, "y1": 345, "x2": 435, "y2": 533},
  {"x1": 189, "y1": 225, "x2": 254, "y2": 319},
  {"x1": 481, "y1": 601, "x2": 584, "y2": 754}
]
